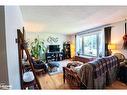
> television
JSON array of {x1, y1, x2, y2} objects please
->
[{"x1": 49, "y1": 45, "x2": 60, "y2": 52}]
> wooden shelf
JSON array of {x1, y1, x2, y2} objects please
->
[{"x1": 17, "y1": 27, "x2": 41, "y2": 89}]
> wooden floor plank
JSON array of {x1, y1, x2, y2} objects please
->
[{"x1": 38, "y1": 73, "x2": 70, "y2": 89}]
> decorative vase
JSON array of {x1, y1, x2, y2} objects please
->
[{"x1": 23, "y1": 71, "x2": 35, "y2": 82}]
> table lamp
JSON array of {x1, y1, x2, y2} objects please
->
[{"x1": 108, "y1": 43, "x2": 116, "y2": 55}]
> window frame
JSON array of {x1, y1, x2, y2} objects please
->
[{"x1": 77, "y1": 32, "x2": 100, "y2": 57}]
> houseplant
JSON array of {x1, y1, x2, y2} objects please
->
[
  {"x1": 77, "y1": 49, "x2": 81, "y2": 56},
  {"x1": 30, "y1": 38, "x2": 46, "y2": 61}
]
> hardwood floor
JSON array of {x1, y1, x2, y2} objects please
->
[
  {"x1": 38, "y1": 73, "x2": 127, "y2": 90},
  {"x1": 38, "y1": 73, "x2": 70, "y2": 89},
  {"x1": 106, "y1": 81, "x2": 127, "y2": 89}
]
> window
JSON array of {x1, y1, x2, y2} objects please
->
[
  {"x1": 76, "y1": 30, "x2": 104, "y2": 57},
  {"x1": 83, "y1": 34, "x2": 97, "y2": 57}
]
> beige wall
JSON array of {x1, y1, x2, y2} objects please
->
[
  {"x1": 68, "y1": 20, "x2": 127, "y2": 58},
  {"x1": 0, "y1": 6, "x2": 9, "y2": 86},
  {"x1": 67, "y1": 34, "x2": 76, "y2": 58},
  {"x1": 26, "y1": 32, "x2": 68, "y2": 51},
  {"x1": 5, "y1": 6, "x2": 23, "y2": 89},
  {"x1": 26, "y1": 32, "x2": 76, "y2": 58},
  {"x1": 111, "y1": 21, "x2": 127, "y2": 58}
]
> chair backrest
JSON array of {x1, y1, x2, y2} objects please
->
[{"x1": 63, "y1": 67, "x2": 81, "y2": 89}]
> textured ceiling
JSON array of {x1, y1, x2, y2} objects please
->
[{"x1": 20, "y1": 6, "x2": 127, "y2": 35}]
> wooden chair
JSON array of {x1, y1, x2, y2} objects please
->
[{"x1": 63, "y1": 67, "x2": 87, "y2": 89}]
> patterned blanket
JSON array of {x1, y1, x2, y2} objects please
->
[{"x1": 79, "y1": 56, "x2": 119, "y2": 89}]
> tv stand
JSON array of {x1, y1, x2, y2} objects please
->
[{"x1": 45, "y1": 52, "x2": 63, "y2": 63}]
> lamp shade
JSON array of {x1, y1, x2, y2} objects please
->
[{"x1": 108, "y1": 44, "x2": 116, "y2": 50}]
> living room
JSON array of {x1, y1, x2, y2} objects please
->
[{"x1": 1, "y1": 5, "x2": 127, "y2": 90}]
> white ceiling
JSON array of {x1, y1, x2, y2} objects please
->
[{"x1": 20, "y1": 6, "x2": 127, "y2": 35}]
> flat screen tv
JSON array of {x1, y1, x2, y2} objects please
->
[{"x1": 49, "y1": 45, "x2": 60, "y2": 52}]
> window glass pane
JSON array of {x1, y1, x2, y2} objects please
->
[
  {"x1": 76, "y1": 30, "x2": 104, "y2": 57},
  {"x1": 76, "y1": 36, "x2": 82, "y2": 55},
  {"x1": 83, "y1": 34, "x2": 97, "y2": 56},
  {"x1": 79, "y1": 37, "x2": 82, "y2": 54}
]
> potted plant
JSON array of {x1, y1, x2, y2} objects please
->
[
  {"x1": 30, "y1": 38, "x2": 46, "y2": 61},
  {"x1": 77, "y1": 49, "x2": 81, "y2": 56}
]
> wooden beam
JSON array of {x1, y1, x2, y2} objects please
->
[{"x1": 17, "y1": 29, "x2": 23, "y2": 89}]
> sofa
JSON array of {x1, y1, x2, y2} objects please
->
[{"x1": 63, "y1": 55, "x2": 120, "y2": 89}]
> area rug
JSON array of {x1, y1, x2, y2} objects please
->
[{"x1": 48, "y1": 59, "x2": 72, "y2": 75}]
